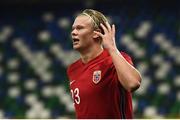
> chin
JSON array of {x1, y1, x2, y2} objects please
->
[
  {"x1": 73, "y1": 45, "x2": 80, "y2": 50},
  {"x1": 73, "y1": 45, "x2": 84, "y2": 52}
]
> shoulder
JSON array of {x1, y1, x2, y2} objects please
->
[
  {"x1": 120, "y1": 51, "x2": 134, "y2": 65},
  {"x1": 67, "y1": 59, "x2": 81, "y2": 75}
]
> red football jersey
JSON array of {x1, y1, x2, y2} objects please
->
[{"x1": 67, "y1": 49, "x2": 134, "y2": 119}]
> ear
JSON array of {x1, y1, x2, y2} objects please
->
[{"x1": 93, "y1": 29, "x2": 101, "y2": 39}]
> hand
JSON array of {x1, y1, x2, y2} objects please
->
[{"x1": 94, "y1": 22, "x2": 117, "y2": 52}]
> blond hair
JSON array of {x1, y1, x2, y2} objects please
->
[{"x1": 79, "y1": 9, "x2": 108, "y2": 34}]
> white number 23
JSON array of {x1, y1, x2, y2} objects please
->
[{"x1": 71, "y1": 88, "x2": 80, "y2": 105}]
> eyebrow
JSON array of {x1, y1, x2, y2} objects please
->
[{"x1": 72, "y1": 24, "x2": 85, "y2": 30}]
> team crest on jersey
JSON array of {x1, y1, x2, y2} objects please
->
[{"x1": 93, "y1": 70, "x2": 101, "y2": 84}]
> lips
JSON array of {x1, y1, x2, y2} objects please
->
[{"x1": 72, "y1": 38, "x2": 80, "y2": 44}]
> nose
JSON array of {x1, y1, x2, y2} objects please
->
[{"x1": 71, "y1": 29, "x2": 78, "y2": 36}]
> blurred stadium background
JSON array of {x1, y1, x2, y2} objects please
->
[{"x1": 0, "y1": 0, "x2": 179, "y2": 118}]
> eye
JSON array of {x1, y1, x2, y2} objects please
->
[
  {"x1": 76, "y1": 26, "x2": 83, "y2": 30},
  {"x1": 72, "y1": 25, "x2": 84, "y2": 31}
]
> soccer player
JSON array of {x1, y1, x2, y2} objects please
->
[{"x1": 67, "y1": 9, "x2": 142, "y2": 119}]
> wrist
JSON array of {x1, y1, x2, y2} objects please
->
[{"x1": 107, "y1": 47, "x2": 119, "y2": 54}]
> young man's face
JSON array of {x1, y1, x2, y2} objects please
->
[{"x1": 71, "y1": 15, "x2": 95, "y2": 51}]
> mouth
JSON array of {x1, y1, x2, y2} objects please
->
[{"x1": 72, "y1": 38, "x2": 80, "y2": 44}]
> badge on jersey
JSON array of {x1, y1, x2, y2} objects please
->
[{"x1": 93, "y1": 70, "x2": 101, "y2": 84}]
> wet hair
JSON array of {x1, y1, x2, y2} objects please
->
[{"x1": 79, "y1": 9, "x2": 108, "y2": 34}]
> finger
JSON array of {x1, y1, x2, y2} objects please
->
[
  {"x1": 105, "y1": 21, "x2": 111, "y2": 32},
  {"x1": 94, "y1": 31, "x2": 103, "y2": 38},
  {"x1": 100, "y1": 23, "x2": 108, "y2": 34},
  {"x1": 112, "y1": 24, "x2": 115, "y2": 37}
]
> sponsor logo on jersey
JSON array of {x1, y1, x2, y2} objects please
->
[{"x1": 93, "y1": 70, "x2": 101, "y2": 84}]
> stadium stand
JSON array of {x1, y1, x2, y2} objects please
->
[{"x1": 0, "y1": 0, "x2": 179, "y2": 118}]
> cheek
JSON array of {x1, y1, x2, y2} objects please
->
[
  {"x1": 80, "y1": 31, "x2": 93, "y2": 40},
  {"x1": 81, "y1": 36, "x2": 92, "y2": 45}
]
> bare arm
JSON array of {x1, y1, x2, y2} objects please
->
[
  {"x1": 94, "y1": 22, "x2": 142, "y2": 92},
  {"x1": 108, "y1": 48, "x2": 141, "y2": 92}
]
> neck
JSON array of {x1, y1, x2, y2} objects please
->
[{"x1": 80, "y1": 45, "x2": 103, "y2": 64}]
